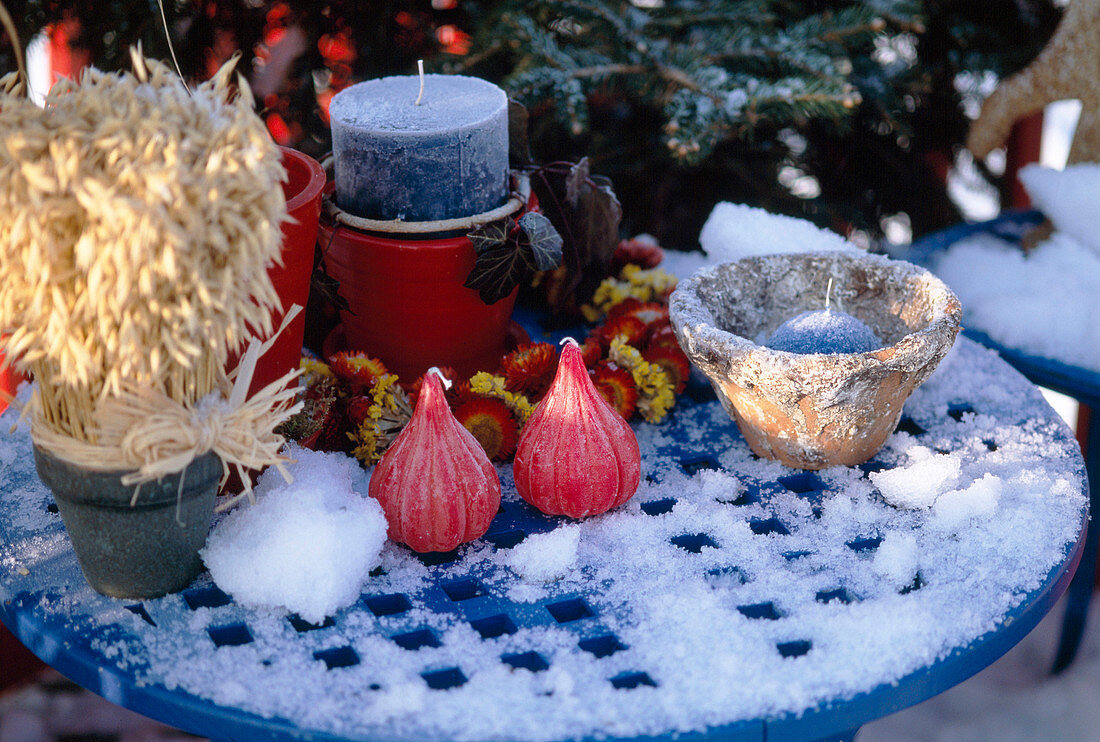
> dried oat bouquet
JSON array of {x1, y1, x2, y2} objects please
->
[{"x1": 0, "y1": 51, "x2": 299, "y2": 487}]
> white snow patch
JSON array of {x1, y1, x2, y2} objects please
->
[
  {"x1": 932, "y1": 474, "x2": 1003, "y2": 529},
  {"x1": 933, "y1": 164, "x2": 1100, "y2": 374},
  {"x1": 506, "y1": 525, "x2": 581, "y2": 582},
  {"x1": 934, "y1": 231, "x2": 1100, "y2": 374},
  {"x1": 699, "y1": 202, "x2": 861, "y2": 262},
  {"x1": 870, "y1": 447, "x2": 961, "y2": 509},
  {"x1": 201, "y1": 445, "x2": 387, "y2": 623},
  {"x1": 1019, "y1": 163, "x2": 1100, "y2": 257},
  {"x1": 872, "y1": 532, "x2": 920, "y2": 588}
]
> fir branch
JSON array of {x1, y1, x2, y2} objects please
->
[
  {"x1": 820, "y1": 20, "x2": 887, "y2": 44},
  {"x1": 494, "y1": 1, "x2": 910, "y2": 166},
  {"x1": 649, "y1": 6, "x2": 778, "y2": 31},
  {"x1": 787, "y1": 6, "x2": 887, "y2": 46},
  {"x1": 455, "y1": 38, "x2": 508, "y2": 72},
  {"x1": 570, "y1": 63, "x2": 647, "y2": 79}
]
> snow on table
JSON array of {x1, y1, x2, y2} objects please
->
[
  {"x1": 929, "y1": 164, "x2": 1100, "y2": 376},
  {"x1": 933, "y1": 230, "x2": 1100, "y2": 375},
  {"x1": 0, "y1": 338, "x2": 1086, "y2": 742}
]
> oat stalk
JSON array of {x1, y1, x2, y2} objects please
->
[{"x1": 0, "y1": 53, "x2": 286, "y2": 446}]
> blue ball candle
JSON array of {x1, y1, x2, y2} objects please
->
[
  {"x1": 330, "y1": 73, "x2": 509, "y2": 221},
  {"x1": 766, "y1": 308, "x2": 881, "y2": 354}
]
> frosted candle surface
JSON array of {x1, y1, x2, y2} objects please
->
[
  {"x1": 767, "y1": 308, "x2": 881, "y2": 354},
  {"x1": 330, "y1": 74, "x2": 509, "y2": 221}
]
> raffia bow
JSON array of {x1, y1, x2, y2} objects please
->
[{"x1": 29, "y1": 307, "x2": 305, "y2": 510}]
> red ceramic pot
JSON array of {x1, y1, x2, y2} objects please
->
[
  {"x1": 234, "y1": 147, "x2": 325, "y2": 395},
  {"x1": 319, "y1": 196, "x2": 524, "y2": 381},
  {"x1": 0, "y1": 348, "x2": 21, "y2": 415}
]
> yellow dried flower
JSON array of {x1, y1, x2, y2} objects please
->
[
  {"x1": 350, "y1": 421, "x2": 385, "y2": 467},
  {"x1": 622, "y1": 264, "x2": 678, "y2": 295},
  {"x1": 299, "y1": 357, "x2": 332, "y2": 386},
  {"x1": 468, "y1": 371, "x2": 535, "y2": 427},
  {"x1": 583, "y1": 282, "x2": 630, "y2": 322},
  {"x1": 609, "y1": 337, "x2": 674, "y2": 423},
  {"x1": 582, "y1": 265, "x2": 679, "y2": 321},
  {"x1": 348, "y1": 373, "x2": 412, "y2": 466}
]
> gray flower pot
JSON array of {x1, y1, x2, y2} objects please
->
[{"x1": 33, "y1": 446, "x2": 222, "y2": 599}]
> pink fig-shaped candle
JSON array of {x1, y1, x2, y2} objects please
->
[
  {"x1": 513, "y1": 338, "x2": 641, "y2": 518},
  {"x1": 369, "y1": 368, "x2": 500, "y2": 552}
]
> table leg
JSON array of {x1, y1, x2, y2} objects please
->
[
  {"x1": 1052, "y1": 404, "x2": 1098, "y2": 674},
  {"x1": 0, "y1": 623, "x2": 44, "y2": 691}
]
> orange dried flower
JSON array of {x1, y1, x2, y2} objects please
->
[
  {"x1": 592, "y1": 361, "x2": 639, "y2": 419},
  {"x1": 647, "y1": 322, "x2": 681, "y2": 351},
  {"x1": 453, "y1": 396, "x2": 519, "y2": 461},
  {"x1": 611, "y1": 237, "x2": 665, "y2": 274},
  {"x1": 580, "y1": 336, "x2": 603, "y2": 369},
  {"x1": 452, "y1": 378, "x2": 476, "y2": 403},
  {"x1": 596, "y1": 315, "x2": 647, "y2": 349},
  {"x1": 327, "y1": 351, "x2": 389, "y2": 392},
  {"x1": 625, "y1": 302, "x2": 670, "y2": 329},
  {"x1": 346, "y1": 395, "x2": 375, "y2": 427},
  {"x1": 500, "y1": 342, "x2": 557, "y2": 399},
  {"x1": 314, "y1": 397, "x2": 353, "y2": 452},
  {"x1": 644, "y1": 344, "x2": 691, "y2": 395},
  {"x1": 606, "y1": 297, "x2": 645, "y2": 321}
]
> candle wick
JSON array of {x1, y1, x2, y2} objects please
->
[
  {"x1": 428, "y1": 366, "x2": 452, "y2": 389},
  {"x1": 415, "y1": 59, "x2": 425, "y2": 106},
  {"x1": 825, "y1": 277, "x2": 833, "y2": 312}
]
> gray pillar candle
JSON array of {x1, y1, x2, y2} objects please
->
[{"x1": 330, "y1": 74, "x2": 509, "y2": 222}]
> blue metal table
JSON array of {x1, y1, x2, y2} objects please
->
[
  {"x1": 0, "y1": 335, "x2": 1088, "y2": 742},
  {"x1": 907, "y1": 210, "x2": 1100, "y2": 672}
]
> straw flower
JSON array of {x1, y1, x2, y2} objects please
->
[{"x1": 500, "y1": 342, "x2": 557, "y2": 400}]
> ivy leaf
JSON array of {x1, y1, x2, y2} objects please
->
[
  {"x1": 465, "y1": 217, "x2": 520, "y2": 305},
  {"x1": 313, "y1": 265, "x2": 351, "y2": 314},
  {"x1": 564, "y1": 160, "x2": 622, "y2": 276},
  {"x1": 464, "y1": 213, "x2": 565, "y2": 304},
  {"x1": 529, "y1": 157, "x2": 623, "y2": 317},
  {"x1": 464, "y1": 245, "x2": 524, "y2": 305},
  {"x1": 467, "y1": 217, "x2": 513, "y2": 256},
  {"x1": 566, "y1": 156, "x2": 590, "y2": 205},
  {"x1": 517, "y1": 211, "x2": 563, "y2": 271}
]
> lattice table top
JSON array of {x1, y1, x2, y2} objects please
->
[{"x1": 0, "y1": 338, "x2": 1087, "y2": 742}]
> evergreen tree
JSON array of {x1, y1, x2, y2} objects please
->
[
  {"x1": 0, "y1": 0, "x2": 1062, "y2": 248},
  {"x1": 458, "y1": 0, "x2": 1061, "y2": 247}
]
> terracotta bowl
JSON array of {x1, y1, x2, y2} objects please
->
[{"x1": 668, "y1": 251, "x2": 962, "y2": 469}]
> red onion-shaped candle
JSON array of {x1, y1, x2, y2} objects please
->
[
  {"x1": 369, "y1": 369, "x2": 501, "y2": 552},
  {"x1": 514, "y1": 338, "x2": 641, "y2": 518}
]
